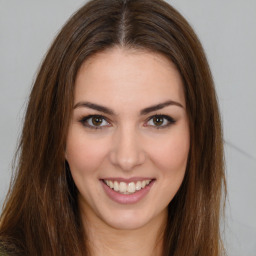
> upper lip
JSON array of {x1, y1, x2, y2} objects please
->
[{"x1": 100, "y1": 177, "x2": 155, "y2": 183}]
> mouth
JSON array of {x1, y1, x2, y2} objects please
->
[{"x1": 102, "y1": 179, "x2": 154, "y2": 195}]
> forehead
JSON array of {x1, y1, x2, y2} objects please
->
[{"x1": 74, "y1": 47, "x2": 185, "y2": 110}]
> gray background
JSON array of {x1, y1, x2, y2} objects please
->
[{"x1": 0, "y1": 0, "x2": 255, "y2": 255}]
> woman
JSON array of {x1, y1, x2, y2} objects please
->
[{"x1": 0, "y1": 0, "x2": 226, "y2": 255}]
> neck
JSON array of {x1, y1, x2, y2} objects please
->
[{"x1": 81, "y1": 208, "x2": 167, "y2": 256}]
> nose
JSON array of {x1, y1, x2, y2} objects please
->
[{"x1": 109, "y1": 126, "x2": 146, "y2": 171}]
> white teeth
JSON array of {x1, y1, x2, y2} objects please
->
[
  {"x1": 104, "y1": 179, "x2": 152, "y2": 194},
  {"x1": 109, "y1": 180, "x2": 114, "y2": 189},
  {"x1": 136, "y1": 181, "x2": 142, "y2": 190},
  {"x1": 127, "y1": 182, "x2": 136, "y2": 193},
  {"x1": 119, "y1": 182, "x2": 127, "y2": 193},
  {"x1": 114, "y1": 181, "x2": 119, "y2": 192}
]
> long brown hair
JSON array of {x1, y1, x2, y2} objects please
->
[{"x1": 0, "y1": 0, "x2": 226, "y2": 255}]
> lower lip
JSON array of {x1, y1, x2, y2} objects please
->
[{"x1": 101, "y1": 180, "x2": 155, "y2": 204}]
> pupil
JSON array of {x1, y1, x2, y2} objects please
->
[
  {"x1": 153, "y1": 116, "x2": 163, "y2": 126},
  {"x1": 92, "y1": 116, "x2": 102, "y2": 126}
]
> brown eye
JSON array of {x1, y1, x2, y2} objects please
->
[
  {"x1": 152, "y1": 116, "x2": 164, "y2": 126},
  {"x1": 92, "y1": 116, "x2": 103, "y2": 126},
  {"x1": 80, "y1": 115, "x2": 110, "y2": 129},
  {"x1": 146, "y1": 115, "x2": 176, "y2": 129}
]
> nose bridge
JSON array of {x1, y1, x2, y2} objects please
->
[{"x1": 109, "y1": 124, "x2": 145, "y2": 171}]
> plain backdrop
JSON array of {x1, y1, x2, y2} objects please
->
[{"x1": 0, "y1": 0, "x2": 256, "y2": 255}]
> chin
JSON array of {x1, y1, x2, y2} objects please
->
[
  {"x1": 104, "y1": 213, "x2": 151, "y2": 230},
  {"x1": 100, "y1": 207, "x2": 166, "y2": 231}
]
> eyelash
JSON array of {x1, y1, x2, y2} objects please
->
[
  {"x1": 146, "y1": 115, "x2": 176, "y2": 129},
  {"x1": 79, "y1": 114, "x2": 176, "y2": 130},
  {"x1": 79, "y1": 115, "x2": 110, "y2": 130}
]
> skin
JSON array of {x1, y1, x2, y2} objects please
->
[{"x1": 65, "y1": 47, "x2": 190, "y2": 256}]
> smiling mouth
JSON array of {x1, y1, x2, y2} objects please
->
[{"x1": 103, "y1": 179, "x2": 153, "y2": 194}]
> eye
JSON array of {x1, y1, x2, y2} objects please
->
[
  {"x1": 79, "y1": 115, "x2": 110, "y2": 129},
  {"x1": 146, "y1": 115, "x2": 175, "y2": 129}
]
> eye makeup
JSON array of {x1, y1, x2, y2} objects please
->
[{"x1": 78, "y1": 114, "x2": 176, "y2": 130}]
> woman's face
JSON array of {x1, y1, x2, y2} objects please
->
[{"x1": 66, "y1": 47, "x2": 190, "y2": 230}]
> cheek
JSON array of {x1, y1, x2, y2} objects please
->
[
  {"x1": 150, "y1": 132, "x2": 189, "y2": 205},
  {"x1": 65, "y1": 130, "x2": 109, "y2": 174},
  {"x1": 149, "y1": 131, "x2": 190, "y2": 173}
]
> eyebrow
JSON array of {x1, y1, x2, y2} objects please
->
[
  {"x1": 73, "y1": 100, "x2": 184, "y2": 115},
  {"x1": 74, "y1": 102, "x2": 115, "y2": 115},
  {"x1": 140, "y1": 100, "x2": 184, "y2": 115}
]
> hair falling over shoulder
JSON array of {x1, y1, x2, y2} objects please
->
[{"x1": 0, "y1": 0, "x2": 226, "y2": 255}]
